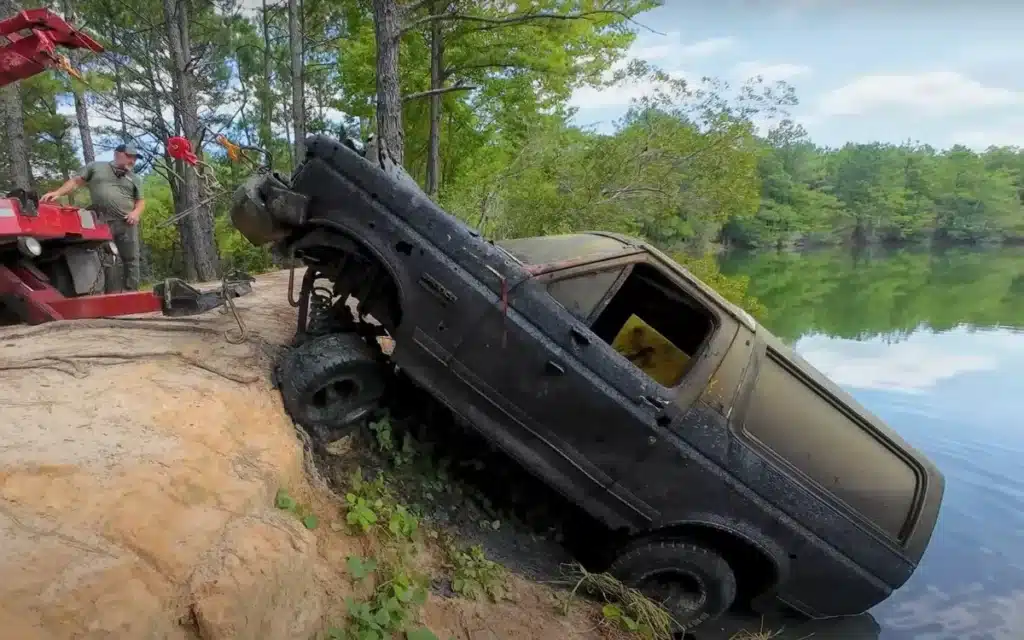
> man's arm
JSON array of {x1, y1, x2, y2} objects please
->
[
  {"x1": 41, "y1": 176, "x2": 86, "y2": 202},
  {"x1": 126, "y1": 176, "x2": 145, "y2": 224},
  {"x1": 126, "y1": 197, "x2": 146, "y2": 224}
]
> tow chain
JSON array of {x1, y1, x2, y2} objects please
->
[{"x1": 220, "y1": 270, "x2": 250, "y2": 345}]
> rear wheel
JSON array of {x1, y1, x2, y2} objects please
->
[
  {"x1": 609, "y1": 540, "x2": 737, "y2": 632},
  {"x1": 276, "y1": 333, "x2": 387, "y2": 445}
]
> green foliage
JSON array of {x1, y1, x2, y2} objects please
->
[
  {"x1": 602, "y1": 603, "x2": 646, "y2": 635},
  {"x1": 442, "y1": 540, "x2": 508, "y2": 603},
  {"x1": 726, "y1": 122, "x2": 1024, "y2": 249},
  {"x1": 333, "y1": 555, "x2": 431, "y2": 640},
  {"x1": 274, "y1": 487, "x2": 319, "y2": 530},
  {"x1": 369, "y1": 415, "x2": 417, "y2": 468},
  {"x1": 343, "y1": 467, "x2": 422, "y2": 543},
  {"x1": 672, "y1": 252, "x2": 765, "y2": 319},
  {"x1": 332, "y1": 465, "x2": 442, "y2": 640}
]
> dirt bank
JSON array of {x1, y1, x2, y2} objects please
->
[{"x1": 0, "y1": 271, "x2": 629, "y2": 640}]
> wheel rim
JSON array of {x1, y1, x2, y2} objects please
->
[
  {"x1": 638, "y1": 570, "x2": 707, "y2": 621},
  {"x1": 307, "y1": 374, "x2": 367, "y2": 422},
  {"x1": 311, "y1": 377, "x2": 360, "y2": 407}
]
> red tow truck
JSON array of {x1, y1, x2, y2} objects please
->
[{"x1": 0, "y1": 8, "x2": 250, "y2": 325}]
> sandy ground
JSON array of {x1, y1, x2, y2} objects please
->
[{"x1": 0, "y1": 270, "x2": 620, "y2": 640}]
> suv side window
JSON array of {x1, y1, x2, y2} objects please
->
[
  {"x1": 547, "y1": 262, "x2": 717, "y2": 388},
  {"x1": 546, "y1": 267, "x2": 624, "y2": 322}
]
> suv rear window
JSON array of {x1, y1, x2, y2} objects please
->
[{"x1": 548, "y1": 263, "x2": 716, "y2": 387}]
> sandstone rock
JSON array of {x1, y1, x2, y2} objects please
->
[
  {"x1": 188, "y1": 515, "x2": 321, "y2": 640},
  {"x1": 0, "y1": 272, "x2": 322, "y2": 640}
]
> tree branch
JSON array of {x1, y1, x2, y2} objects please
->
[
  {"x1": 403, "y1": 83, "x2": 477, "y2": 102},
  {"x1": 400, "y1": 9, "x2": 658, "y2": 37}
]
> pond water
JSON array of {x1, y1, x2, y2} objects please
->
[{"x1": 701, "y1": 246, "x2": 1024, "y2": 640}]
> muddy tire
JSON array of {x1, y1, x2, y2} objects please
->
[
  {"x1": 609, "y1": 540, "x2": 736, "y2": 631},
  {"x1": 276, "y1": 333, "x2": 386, "y2": 445},
  {"x1": 41, "y1": 259, "x2": 77, "y2": 298}
]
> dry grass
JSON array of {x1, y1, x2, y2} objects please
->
[
  {"x1": 562, "y1": 562, "x2": 675, "y2": 639},
  {"x1": 730, "y1": 619, "x2": 812, "y2": 640},
  {"x1": 730, "y1": 629, "x2": 782, "y2": 640}
]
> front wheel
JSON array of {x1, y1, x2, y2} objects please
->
[
  {"x1": 609, "y1": 540, "x2": 737, "y2": 632},
  {"x1": 276, "y1": 333, "x2": 387, "y2": 445}
]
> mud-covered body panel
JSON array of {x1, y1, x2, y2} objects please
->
[{"x1": 272, "y1": 135, "x2": 945, "y2": 620}]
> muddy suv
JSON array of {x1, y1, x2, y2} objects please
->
[{"x1": 230, "y1": 134, "x2": 945, "y2": 630}]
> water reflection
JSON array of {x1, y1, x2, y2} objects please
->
[
  {"x1": 711, "y1": 248, "x2": 1024, "y2": 639},
  {"x1": 693, "y1": 610, "x2": 881, "y2": 639},
  {"x1": 719, "y1": 246, "x2": 1024, "y2": 343}
]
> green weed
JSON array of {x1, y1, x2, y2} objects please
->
[
  {"x1": 442, "y1": 538, "x2": 508, "y2": 603},
  {"x1": 369, "y1": 415, "x2": 417, "y2": 468},
  {"x1": 329, "y1": 555, "x2": 431, "y2": 640},
  {"x1": 274, "y1": 487, "x2": 319, "y2": 530}
]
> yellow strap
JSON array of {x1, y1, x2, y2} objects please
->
[
  {"x1": 54, "y1": 53, "x2": 83, "y2": 81},
  {"x1": 215, "y1": 134, "x2": 242, "y2": 162}
]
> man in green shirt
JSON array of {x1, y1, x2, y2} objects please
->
[{"x1": 41, "y1": 143, "x2": 146, "y2": 292}]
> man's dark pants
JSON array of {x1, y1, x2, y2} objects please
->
[{"x1": 99, "y1": 213, "x2": 141, "y2": 292}]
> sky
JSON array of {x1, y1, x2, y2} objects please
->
[{"x1": 567, "y1": 0, "x2": 1024, "y2": 150}]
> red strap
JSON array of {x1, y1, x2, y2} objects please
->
[{"x1": 166, "y1": 136, "x2": 198, "y2": 166}]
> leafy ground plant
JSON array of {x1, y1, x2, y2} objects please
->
[
  {"x1": 330, "y1": 467, "x2": 443, "y2": 640},
  {"x1": 328, "y1": 553, "x2": 434, "y2": 640},
  {"x1": 369, "y1": 414, "x2": 417, "y2": 468},
  {"x1": 274, "y1": 487, "x2": 319, "y2": 530},
  {"x1": 441, "y1": 537, "x2": 508, "y2": 603}
]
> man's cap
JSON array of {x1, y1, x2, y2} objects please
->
[{"x1": 115, "y1": 143, "x2": 138, "y2": 157}]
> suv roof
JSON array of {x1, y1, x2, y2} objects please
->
[
  {"x1": 496, "y1": 231, "x2": 757, "y2": 331},
  {"x1": 495, "y1": 232, "x2": 641, "y2": 267}
]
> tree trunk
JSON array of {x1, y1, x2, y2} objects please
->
[
  {"x1": 288, "y1": 0, "x2": 305, "y2": 161},
  {"x1": 72, "y1": 86, "x2": 95, "y2": 163},
  {"x1": 162, "y1": 0, "x2": 219, "y2": 282},
  {"x1": 0, "y1": 86, "x2": 30, "y2": 190},
  {"x1": 0, "y1": 0, "x2": 32, "y2": 190},
  {"x1": 110, "y1": 30, "x2": 130, "y2": 139},
  {"x1": 259, "y1": 0, "x2": 272, "y2": 150},
  {"x1": 425, "y1": 1, "x2": 442, "y2": 196},
  {"x1": 61, "y1": 0, "x2": 94, "y2": 163},
  {"x1": 370, "y1": 0, "x2": 403, "y2": 166}
]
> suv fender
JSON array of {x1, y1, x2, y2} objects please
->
[{"x1": 291, "y1": 220, "x2": 409, "y2": 323}]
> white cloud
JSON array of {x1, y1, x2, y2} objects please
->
[
  {"x1": 955, "y1": 42, "x2": 1024, "y2": 67},
  {"x1": 950, "y1": 117, "x2": 1024, "y2": 149},
  {"x1": 570, "y1": 69, "x2": 691, "y2": 110},
  {"x1": 630, "y1": 31, "x2": 681, "y2": 61},
  {"x1": 569, "y1": 33, "x2": 736, "y2": 112},
  {"x1": 677, "y1": 36, "x2": 737, "y2": 58},
  {"x1": 732, "y1": 61, "x2": 811, "y2": 84},
  {"x1": 818, "y1": 71, "x2": 1024, "y2": 117},
  {"x1": 795, "y1": 330, "x2": 1007, "y2": 395}
]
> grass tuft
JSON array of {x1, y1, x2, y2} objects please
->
[{"x1": 562, "y1": 562, "x2": 674, "y2": 640}]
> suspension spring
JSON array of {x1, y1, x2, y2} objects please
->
[{"x1": 306, "y1": 284, "x2": 336, "y2": 336}]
